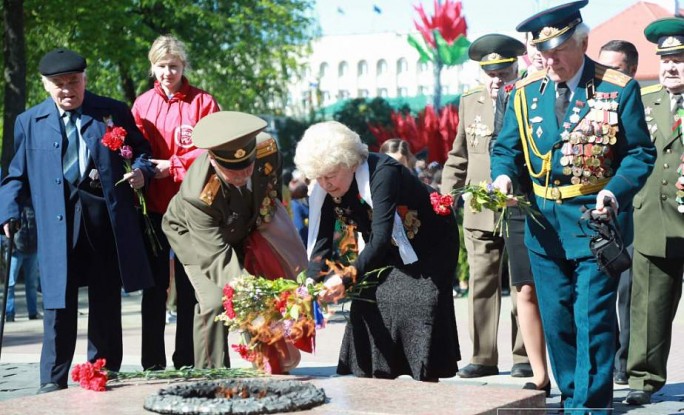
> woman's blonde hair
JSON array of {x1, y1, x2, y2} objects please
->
[
  {"x1": 148, "y1": 35, "x2": 189, "y2": 76},
  {"x1": 294, "y1": 121, "x2": 369, "y2": 180}
]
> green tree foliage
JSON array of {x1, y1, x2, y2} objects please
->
[
  {"x1": 8, "y1": 0, "x2": 316, "y2": 112},
  {"x1": 332, "y1": 97, "x2": 399, "y2": 148}
]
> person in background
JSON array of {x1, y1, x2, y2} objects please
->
[
  {"x1": 379, "y1": 138, "x2": 416, "y2": 171},
  {"x1": 0, "y1": 48, "x2": 155, "y2": 394},
  {"x1": 491, "y1": 1, "x2": 655, "y2": 410},
  {"x1": 295, "y1": 121, "x2": 460, "y2": 381},
  {"x1": 163, "y1": 111, "x2": 307, "y2": 370},
  {"x1": 132, "y1": 34, "x2": 220, "y2": 371},
  {"x1": 623, "y1": 18, "x2": 684, "y2": 406},
  {"x1": 289, "y1": 170, "x2": 309, "y2": 246},
  {"x1": 597, "y1": 39, "x2": 639, "y2": 387},
  {"x1": 4, "y1": 204, "x2": 41, "y2": 322},
  {"x1": 490, "y1": 31, "x2": 550, "y2": 395},
  {"x1": 442, "y1": 33, "x2": 531, "y2": 380}
]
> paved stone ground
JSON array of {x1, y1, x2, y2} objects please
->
[{"x1": 1, "y1": 285, "x2": 684, "y2": 413}]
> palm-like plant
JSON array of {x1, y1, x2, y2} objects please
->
[{"x1": 408, "y1": 0, "x2": 470, "y2": 110}]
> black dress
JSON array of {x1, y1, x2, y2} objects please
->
[{"x1": 307, "y1": 153, "x2": 461, "y2": 380}]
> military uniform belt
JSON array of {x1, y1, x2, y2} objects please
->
[{"x1": 532, "y1": 178, "x2": 609, "y2": 201}]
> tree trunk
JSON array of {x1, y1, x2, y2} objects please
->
[
  {"x1": 118, "y1": 63, "x2": 137, "y2": 106},
  {"x1": 2, "y1": 0, "x2": 26, "y2": 179}
]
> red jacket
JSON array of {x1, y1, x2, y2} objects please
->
[{"x1": 132, "y1": 77, "x2": 219, "y2": 213}]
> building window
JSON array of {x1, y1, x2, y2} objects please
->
[
  {"x1": 319, "y1": 62, "x2": 329, "y2": 78},
  {"x1": 338, "y1": 61, "x2": 348, "y2": 77},
  {"x1": 377, "y1": 88, "x2": 388, "y2": 98},
  {"x1": 442, "y1": 86, "x2": 449, "y2": 95},
  {"x1": 418, "y1": 86, "x2": 429, "y2": 95},
  {"x1": 357, "y1": 60, "x2": 368, "y2": 76},
  {"x1": 397, "y1": 87, "x2": 408, "y2": 97},
  {"x1": 396, "y1": 58, "x2": 408, "y2": 74},
  {"x1": 417, "y1": 61, "x2": 430, "y2": 73},
  {"x1": 376, "y1": 59, "x2": 388, "y2": 76},
  {"x1": 357, "y1": 89, "x2": 369, "y2": 98},
  {"x1": 338, "y1": 90, "x2": 350, "y2": 100}
]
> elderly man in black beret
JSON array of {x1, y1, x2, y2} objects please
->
[{"x1": 0, "y1": 48, "x2": 155, "y2": 393}]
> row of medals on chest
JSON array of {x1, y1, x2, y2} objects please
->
[{"x1": 552, "y1": 93, "x2": 619, "y2": 185}]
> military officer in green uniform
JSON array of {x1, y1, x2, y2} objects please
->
[
  {"x1": 443, "y1": 34, "x2": 531, "y2": 379},
  {"x1": 491, "y1": 1, "x2": 656, "y2": 411},
  {"x1": 623, "y1": 17, "x2": 684, "y2": 406},
  {"x1": 163, "y1": 111, "x2": 307, "y2": 368}
]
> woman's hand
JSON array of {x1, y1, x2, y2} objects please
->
[
  {"x1": 319, "y1": 274, "x2": 345, "y2": 303},
  {"x1": 151, "y1": 159, "x2": 171, "y2": 179}
]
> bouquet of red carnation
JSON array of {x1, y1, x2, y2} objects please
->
[
  {"x1": 101, "y1": 118, "x2": 161, "y2": 255},
  {"x1": 71, "y1": 358, "x2": 108, "y2": 392},
  {"x1": 216, "y1": 273, "x2": 325, "y2": 374}
]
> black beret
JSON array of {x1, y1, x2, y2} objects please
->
[{"x1": 38, "y1": 48, "x2": 87, "y2": 77}]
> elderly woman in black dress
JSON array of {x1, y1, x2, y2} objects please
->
[{"x1": 294, "y1": 121, "x2": 461, "y2": 381}]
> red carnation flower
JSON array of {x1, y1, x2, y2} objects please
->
[
  {"x1": 101, "y1": 126, "x2": 127, "y2": 151},
  {"x1": 430, "y1": 192, "x2": 453, "y2": 216}
]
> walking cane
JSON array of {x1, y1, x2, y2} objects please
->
[{"x1": 0, "y1": 219, "x2": 18, "y2": 361}]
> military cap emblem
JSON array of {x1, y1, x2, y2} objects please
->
[
  {"x1": 234, "y1": 148, "x2": 246, "y2": 159},
  {"x1": 662, "y1": 36, "x2": 682, "y2": 48}
]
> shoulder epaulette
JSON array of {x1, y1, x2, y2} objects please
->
[
  {"x1": 640, "y1": 83, "x2": 664, "y2": 96},
  {"x1": 594, "y1": 65, "x2": 630, "y2": 87},
  {"x1": 515, "y1": 70, "x2": 546, "y2": 89},
  {"x1": 256, "y1": 137, "x2": 277, "y2": 159},
  {"x1": 199, "y1": 174, "x2": 221, "y2": 206},
  {"x1": 461, "y1": 85, "x2": 485, "y2": 97}
]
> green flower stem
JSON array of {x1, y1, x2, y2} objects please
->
[{"x1": 107, "y1": 367, "x2": 265, "y2": 383}]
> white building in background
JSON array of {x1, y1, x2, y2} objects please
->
[{"x1": 285, "y1": 32, "x2": 486, "y2": 118}]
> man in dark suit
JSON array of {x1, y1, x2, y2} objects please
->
[
  {"x1": 0, "y1": 48, "x2": 155, "y2": 393},
  {"x1": 491, "y1": 1, "x2": 656, "y2": 411}
]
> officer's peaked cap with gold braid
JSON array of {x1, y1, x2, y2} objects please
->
[
  {"x1": 192, "y1": 111, "x2": 267, "y2": 170},
  {"x1": 468, "y1": 34, "x2": 525, "y2": 71}
]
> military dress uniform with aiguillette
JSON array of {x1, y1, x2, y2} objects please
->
[
  {"x1": 164, "y1": 132, "x2": 286, "y2": 368},
  {"x1": 442, "y1": 85, "x2": 528, "y2": 372},
  {"x1": 492, "y1": 60, "x2": 655, "y2": 409},
  {"x1": 627, "y1": 83, "x2": 684, "y2": 394}
]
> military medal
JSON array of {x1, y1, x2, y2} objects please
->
[
  {"x1": 531, "y1": 97, "x2": 538, "y2": 110},
  {"x1": 570, "y1": 108, "x2": 580, "y2": 124}
]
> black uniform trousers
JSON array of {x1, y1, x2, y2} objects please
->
[
  {"x1": 141, "y1": 212, "x2": 196, "y2": 370},
  {"x1": 40, "y1": 182, "x2": 123, "y2": 386}
]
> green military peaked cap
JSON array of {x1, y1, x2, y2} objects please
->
[
  {"x1": 193, "y1": 111, "x2": 268, "y2": 170},
  {"x1": 644, "y1": 17, "x2": 684, "y2": 56},
  {"x1": 516, "y1": 0, "x2": 588, "y2": 52},
  {"x1": 468, "y1": 34, "x2": 526, "y2": 71}
]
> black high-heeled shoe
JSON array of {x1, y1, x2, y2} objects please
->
[{"x1": 523, "y1": 381, "x2": 551, "y2": 397}]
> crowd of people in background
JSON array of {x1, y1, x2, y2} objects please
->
[{"x1": 1, "y1": 1, "x2": 684, "y2": 413}]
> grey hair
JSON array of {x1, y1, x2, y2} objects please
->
[
  {"x1": 294, "y1": 121, "x2": 369, "y2": 180},
  {"x1": 571, "y1": 23, "x2": 590, "y2": 44}
]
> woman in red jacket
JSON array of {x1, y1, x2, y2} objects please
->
[{"x1": 132, "y1": 35, "x2": 220, "y2": 371}]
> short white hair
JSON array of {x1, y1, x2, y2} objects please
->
[
  {"x1": 571, "y1": 23, "x2": 590, "y2": 44},
  {"x1": 294, "y1": 121, "x2": 369, "y2": 180}
]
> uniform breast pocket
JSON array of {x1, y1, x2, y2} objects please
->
[{"x1": 468, "y1": 134, "x2": 491, "y2": 154}]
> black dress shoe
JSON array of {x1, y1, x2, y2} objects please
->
[
  {"x1": 522, "y1": 381, "x2": 551, "y2": 397},
  {"x1": 624, "y1": 390, "x2": 652, "y2": 405},
  {"x1": 37, "y1": 383, "x2": 66, "y2": 394},
  {"x1": 510, "y1": 363, "x2": 534, "y2": 378},
  {"x1": 457, "y1": 363, "x2": 499, "y2": 378},
  {"x1": 613, "y1": 371, "x2": 628, "y2": 385}
]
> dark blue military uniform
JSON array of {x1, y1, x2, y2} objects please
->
[{"x1": 491, "y1": 1, "x2": 656, "y2": 411}]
